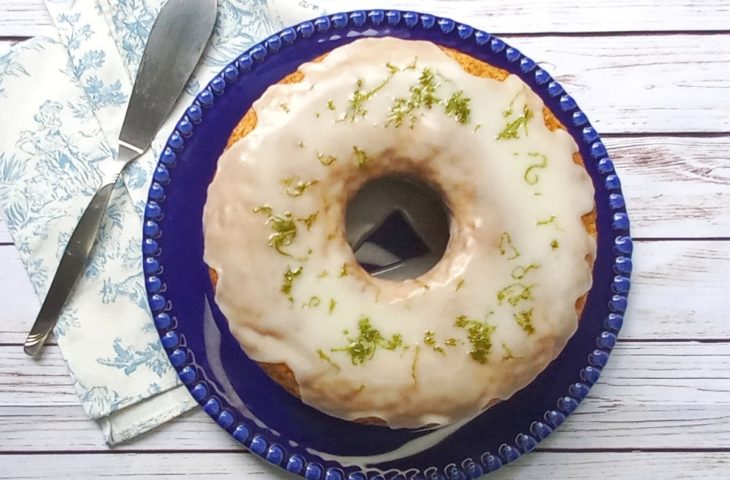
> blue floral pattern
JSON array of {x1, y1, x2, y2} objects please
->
[
  {"x1": 0, "y1": 0, "x2": 326, "y2": 445},
  {"x1": 97, "y1": 338, "x2": 171, "y2": 377},
  {"x1": 0, "y1": 49, "x2": 28, "y2": 97},
  {"x1": 0, "y1": 29, "x2": 183, "y2": 430},
  {"x1": 105, "y1": 0, "x2": 157, "y2": 77},
  {"x1": 205, "y1": 0, "x2": 282, "y2": 67}
]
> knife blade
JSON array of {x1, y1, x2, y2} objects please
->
[{"x1": 24, "y1": 0, "x2": 218, "y2": 357}]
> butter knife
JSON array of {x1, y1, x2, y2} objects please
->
[{"x1": 24, "y1": 0, "x2": 218, "y2": 357}]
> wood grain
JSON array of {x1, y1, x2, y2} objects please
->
[
  {"x1": 1, "y1": 35, "x2": 729, "y2": 133},
  {"x1": 3, "y1": 0, "x2": 730, "y2": 37},
  {"x1": 1, "y1": 341, "x2": 728, "y2": 450},
  {"x1": 0, "y1": 136, "x2": 726, "y2": 245},
  {"x1": 3, "y1": 397, "x2": 730, "y2": 452},
  {"x1": 609, "y1": 137, "x2": 730, "y2": 238},
  {"x1": 2, "y1": 240, "x2": 729, "y2": 342},
  {"x1": 3, "y1": 451, "x2": 728, "y2": 480},
  {"x1": 4, "y1": 33, "x2": 730, "y2": 133},
  {"x1": 625, "y1": 241, "x2": 730, "y2": 339},
  {"x1": 4, "y1": 342, "x2": 725, "y2": 407},
  {"x1": 504, "y1": 34, "x2": 730, "y2": 134},
  {"x1": 0, "y1": 0, "x2": 52, "y2": 37}
]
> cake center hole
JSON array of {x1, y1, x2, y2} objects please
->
[{"x1": 345, "y1": 176, "x2": 450, "y2": 281}]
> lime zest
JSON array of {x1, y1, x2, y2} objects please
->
[{"x1": 455, "y1": 315, "x2": 496, "y2": 364}]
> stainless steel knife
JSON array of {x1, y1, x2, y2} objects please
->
[{"x1": 24, "y1": 0, "x2": 218, "y2": 357}]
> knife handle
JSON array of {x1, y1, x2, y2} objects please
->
[{"x1": 24, "y1": 181, "x2": 117, "y2": 357}]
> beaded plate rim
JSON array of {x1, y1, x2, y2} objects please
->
[{"x1": 142, "y1": 9, "x2": 632, "y2": 480}]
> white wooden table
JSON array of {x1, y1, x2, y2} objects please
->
[{"x1": 1, "y1": 1, "x2": 729, "y2": 478}]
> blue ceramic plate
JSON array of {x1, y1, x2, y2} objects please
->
[{"x1": 142, "y1": 10, "x2": 632, "y2": 480}]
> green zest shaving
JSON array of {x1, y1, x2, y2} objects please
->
[
  {"x1": 339, "y1": 263, "x2": 349, "y2": 277},
  {"x1": 386, "y1": 62, "x2": 400, "y2": 74},
  {"x1": 411, "y1": 346, "x2": 420, "y2": 382},
  {"x1": 328, "y1": 298, "x2": 337, "y2": 314},
  {"x1": 551, "y1": 239, "x2": 560, "y2": 250},
  {"x1": 343, "y1": 60, "x2": 471, "y2": 128},
  {"x1": 253, "y1": 205, "x2": 273, "y2": 216},
  {"x1": 352, "y1": 146, "x2": 371, "y2": 168},
  {"x1": 254, "y1": 206, "x2": 297, "y2": 255},
  {"x1": 345, "y1": 60, "x2": 410, "y2": 122},
  {"x1": 300, "y1": 211, "x2": 318, "y2": 230},
  {"x1": 253, "y1": 206, "x2": 318, "y2": 254},
  {"x1": 423, "y1": 330, "x2": 445, "y2": 354},
  {"x1": 415, "y1": 280, "x2": 431, "y2": 290},
  {"x1": 281, "y1": 266, "x2": 303, "y2": 302},
  {"x1": 347, "y1": 80, "x2": 371, "y2": 120},
  {"x1": 497, "y1": 104, "x2": 534, "y2": 140},
  {"x1": 413, "y1": 68, "x2": 440, "y2": 107},
  {"x1": 497, "y1": 283, "x2": 535, "y2": 306},
  {"x1": 498, "y1": 232, "x2": 520, "y2": 260},
  {"x1": 503, "y1": 93, "x2": 520, "y2": 118},
  {"x1": 317, "y1": 152, "x2": 337, "y2": 166},
  {"x1": 502, "y1": 342, "x2": 520, "y2": 360},
  {"x1": 524, "y1": 152, "x2": 548, "y2": 185},
  {"x1": 511, "y1": 264, "x2": 540, "y2": 280},
  {"x1": 444, "y1": 90, "x2": 471, "y2": 125},
  {"x1": 537, "y1": 215, "x2": 562, "y2": 231},
  {"x1": 387, "y1": 67, "x2": 441, "y2": 128},
  {"x1": 317, "y1": 349, "x2": 340, "y2": 371},
  {"x1": 455, "y1": 315, "x2": 496, "y2": 364},
  {"x1": 455, "y1": 278, "x2": 465, "y2": 291},
  {"x1": 327, "y1": 99, "x2": 335, "y2": 111},
  {"x1": 514, "y1": 308, "x2": 535, "y2": 335},
  {"x1": 332, "y1": 317, "x2": 404, "y2": 365},
  {"x1": 306, "y1": 296, "x2": 321, "y2": 308},
  {"x1": 281, "y1": 177, "x2": 319, "y2": 197}
]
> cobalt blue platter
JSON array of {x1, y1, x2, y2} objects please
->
[{"x1": 142, "y1": 10, "x2": 632, "y2": 479}]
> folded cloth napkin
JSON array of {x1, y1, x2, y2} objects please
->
[{"x1": 0, "y1": 0, "x2": 350, "y2": 445}]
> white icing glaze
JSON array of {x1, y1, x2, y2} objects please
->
[{"x1": 202, "y1": 37, "x2": 596, "y2": 428}]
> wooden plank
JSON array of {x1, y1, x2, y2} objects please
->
[
  {"x1": 1, "y1": 6, "x2": 730, "y2": 132},
  {"x1": 6, "y1": 341, "x2": 726, "y2": 407},
  {"x1": 0, "y1": 218, "x2": 10, "y2": 243},
  {"x1": 337, "y1": 0, "x2": 730, "y2": 33},
  {"x1": 503, "y1": 35, "x2": 730, "y2": 134},
  {"x1": 3, "y1": 0, "x2": 730, "y2": 37},
  {"x1": 2, "y1": 240, "x2": 729, "y2": 342},
  {"x1": 1, "y1": 342, "x2": 728, "y2": 450},
  {"x1": 2, "y1": 395, "x2": 730, "y2": 452},
  {"x1": 0, "y1": 405, "x2": 233, "y2": 452},
  {"x1": 623, "y1": 241, "x2": 730, "y2": 339},
  {"x1": 607, "y1": 136, "x2": 730, "y2": 238},
  {"x1": 0, "y1": 137, "x2": 726, "y2": 244},
  {"x1": 1, "y1": 22, "x2": 729, "y2": 133},
  {"x1": 0, "y1": 451, "x2": 727, "y2": 480},
  {"x1": 0, "y1": 346, "x2": 78, "y2": 406},
  {"x1": 0, "y1": 246, "x2": 38, "y2": 344},
  {"x1": 0, "y1": 0, "x2": 53, "y2": 38}
]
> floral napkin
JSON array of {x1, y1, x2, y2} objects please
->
[{"x1": 0, "y1": 0, "x2": 344, "y2": 445}]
